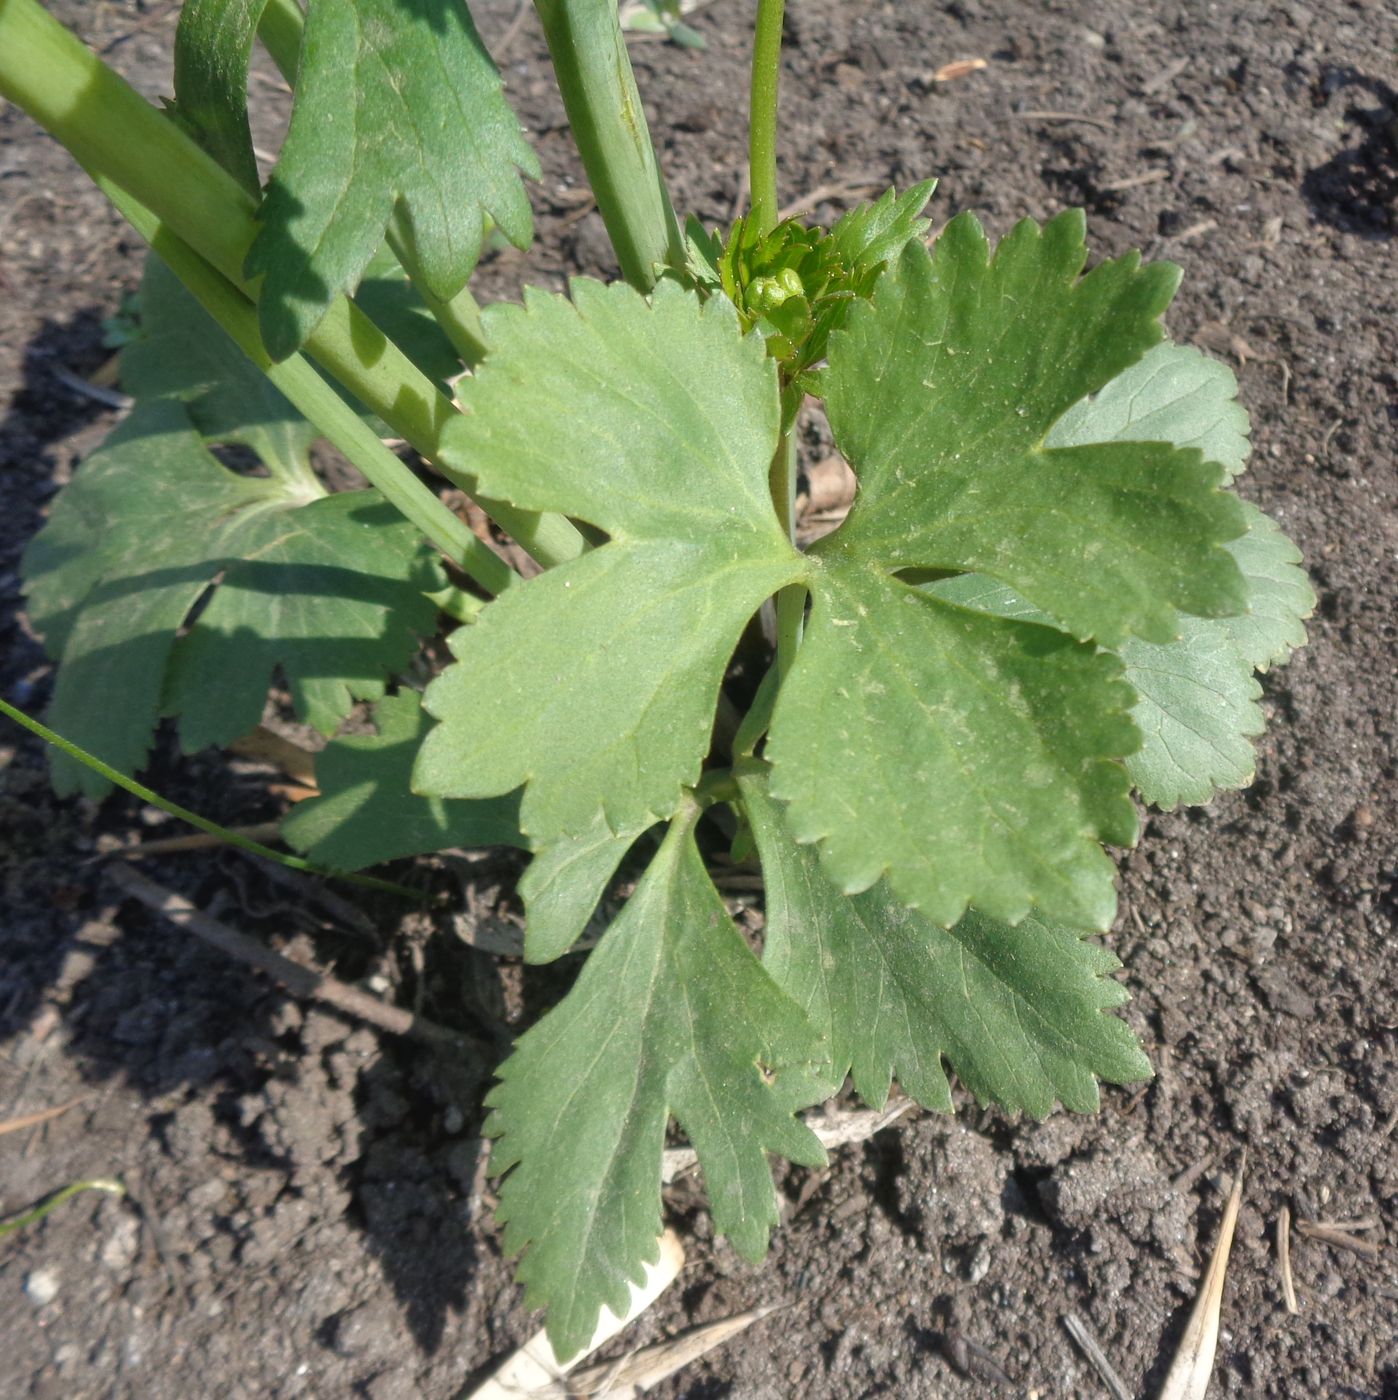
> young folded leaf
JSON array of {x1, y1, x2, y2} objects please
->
[
  {"x1": 741, "y1": 768, "x2": 1151, "y2": 1116},
  {"x1": 245, "y1": 0, "x2": 538, "y2": 359},
  {"x1": 484, "y1": 809, "x2": 828, "y2": 1361}
]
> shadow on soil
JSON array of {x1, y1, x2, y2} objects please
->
[{"x1": 1301, "y1": 68, "x2": 1398, "y2": 241}]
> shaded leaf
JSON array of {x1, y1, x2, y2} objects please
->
[
  {"x1": 742, "y1": 768, "x2": 1151, "y2": 1115},
  {"x1": 518, "y1": 811, "x2": 639, "y2": 963},
  {"x1": 485, "y1": 812, "x2": 827, "y2": 1361},
  {"x1": 122, "y1": 252, "x2": 319, "y2": 478},
  {"x1": 281, "y1": 691, "x2": 522, "y2": 870},
  {"x1": 246, "y1": 0, "x2": 538, "y2": 358},
  {"x1": 22, "y1": 401, "x2": 443, "y2": 796}
]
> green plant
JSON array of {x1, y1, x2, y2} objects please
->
[{"x1": 0, "y1": 0, "x2": 1313, "y2": 1358}]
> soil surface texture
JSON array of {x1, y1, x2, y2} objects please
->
[{"x1": 1, "y1": 2, "x2": 1395, "y2": 1398}]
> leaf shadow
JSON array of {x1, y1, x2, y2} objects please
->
[{"x1": 1300, "y1": 68, "x2": 1398, "y2": 242}]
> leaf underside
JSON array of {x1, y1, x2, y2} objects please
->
[
  {"x1": 245, "y1": 0, "x2": 538, "y2": 359},
  {"x1": 484, "y1": 813, "x2": 827, "y2": 1362}
]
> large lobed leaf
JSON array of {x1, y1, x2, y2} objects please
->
[
  {"x1": 767, "y1": 213, "x2": 1253, "y2": 931},
  {"x1": 416, "y1": 280, "x2": 803, "y2": 852},
  {"x1": 742, "y1": 769, "x2": 1150, "y2": 1116},
  {"x1": 246, "y1": 0, "x2": 538, "y2": 359},
  {"x1": 484, "y1": 812, "x2": 827, "y2": 1361}
]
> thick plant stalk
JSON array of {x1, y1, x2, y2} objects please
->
[
  {"x1": 100, "y1": 176, "x2": 516, "y2": 596},
  {"x1": 534, "y1": 0, "x2": 685, "y2": 288},
  {"x1": 0, "y1": 0, "x2": 583, "y2": 568}
]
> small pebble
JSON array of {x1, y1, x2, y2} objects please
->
[{"x1": 24, "y1": 1268, "x2": 61, "y2": 1306}]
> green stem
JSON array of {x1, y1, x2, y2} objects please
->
[
  {"x1": 99, "y1": 176, "x2": 515, "y2": 596},
  {"x1": 769, "y1": 430, "x2": 804, "y2": 679},
  {"x1": 386, "y1": 225, "x2": 489, "y2": 366},
  {"x1": 534, "y1": 0, "x2": 685, "y2": 289},
  {"x1": 0, "y1": 0, "x2": 583, "y2": 569},
  {"x1": 0, "y1": 698, "x2": 419, "y2": 899},
  {"x1": 748, "y1": 0, "x2": 786, "y2": 233},
  {"x1": 0, "y1": 1180, "x2": 126, "y2": 1240}
]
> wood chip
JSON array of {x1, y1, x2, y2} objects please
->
[
  {"x1": 469, "y1": 1231, "x2": 685, "y2": 1397},
  {"x1": 1099, "y1": 168, "x2": 1171, "y2": 192},
  {"x1": 932, "y1": 58, "x2": 988, "y2": 82},
  {"x1": 1277, "y1": 1205, "x2": 1299, "y2": 1314},
  {"x1": 227, "y1": 725, "x2": 318, "y2": 786},
  {"x1": 1158, "y1": 1151, "x2": 1246, "y2": 1400},
  {"x1": 1141, "y1": 57, "x2": 1190, "y2": 94},
  {"x1": 1005, "y1": 110, "x2": 1115, "y2": 131}
]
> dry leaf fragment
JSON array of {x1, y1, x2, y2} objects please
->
[
  {"x1": 469, "y1": 1232, "x2": 685, "y2": 1398},
  {"x1": 933, "y1": 58, "x2": 988, "y2": 82},
  {"x1": 560, "y1": 1304, "x2": 782, "y2": 1397},
  {"x1": 1277, "y1": 1205, "x2": 1299, "y2": 1315},
  {"x1": 1158, "y1": 1152, "x2": 1246, "y2": 1400}
]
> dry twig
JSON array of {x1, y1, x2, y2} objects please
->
[
  {"x1": 0, "y1": 1096, "x2": 88, "y2": 1139},
  {"x1": 107, "y1": 865, "x2": 468, "y2": 1049},
  {"x1": 1294, "y1": 1218, "x2": 1383, "y2": 1260},
  {"x1": 1061, "y1": 1313, "x2": 1132, "y2": 1400}
]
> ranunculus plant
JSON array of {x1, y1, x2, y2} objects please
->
[{"x1": 0, "y1": 0, "x2": 1312, "y2": 1357}]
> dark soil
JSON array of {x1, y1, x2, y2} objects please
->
[{"x1": 3, "y1": 2, "x2": 1396, "y2": 1397}]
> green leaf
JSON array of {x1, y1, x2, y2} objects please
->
[
  {"x1": 518, "y1": 812, "x2": 639, "y2": 964},
  {"x1": 21, "y1": 400, "x2": 444, "y2": 796},
  {"x1": 484, "y1": 811, "x2": 828, "y2": 1361},
  {"x1": 1048, "y1": 340, "x2": 1251, "y2": 483},
  {"x1": 1215, "y1": 502, "x2": 1314, "y2": 670},
  {"x1": 416, "y1": 282, "x2": 801, "y2": 844},
  {"x1": 1036, "y1": 340, "x2": 1310, "y2": 806},
  {"x1": 825, "y1": 179, "x2": 935, "y2": 278},
  {"x1": 767, "y1": 562, "x2": 1139, "y2": 930},
  {"x1": 926, "y1": 503, "x2": 1315, "y2": 811},
  {"x1": 820, "y1": 211, "x2": 1248, "y2": 647},
  {"x1": 162, "y1": 490, "x2": 440, "y2": 750},
  {"x1": 281, "y1": 691, "x2": 522, "y2": 870},
  {"x1": 245, "y1": 0, "x2": 538, "y2": 359},
  {"x1": 741, "y1": 769, "x2": 1151, "y2": 1115},
  {"x1": 122, "y1": 252, "x2": 319, "y2": 480},
  {"x1": 172, "y1": 0, "x2": 269, "y2": 194}
]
